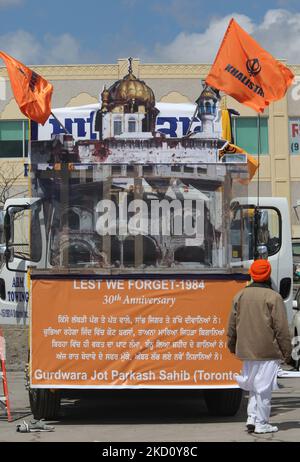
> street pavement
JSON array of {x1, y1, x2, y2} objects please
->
[{"x1": 0, "y1": 371, "x2": 299, "y2": 442}]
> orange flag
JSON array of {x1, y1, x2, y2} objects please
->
[
  {"x1": 206, "y1": 19, "x2": 294, "y2": 113},
  {"x1": 0, "y1": 51, "x2": 53, "y2": 125},
  {"x1": 219, "y1": 141, "x2": 259, "y2": 184}
]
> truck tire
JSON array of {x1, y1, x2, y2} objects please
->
[
  {"x1": 29, "y1": 388, "x2": 61, "y2": 420},
  {"x1": 203, "y1": 389, "x2": 243, "y2": 416}
]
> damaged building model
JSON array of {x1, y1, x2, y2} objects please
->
[{"x1": 29, "y1": 60, "x2": 248, "y2": 272}]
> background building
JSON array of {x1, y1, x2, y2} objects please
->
[{"x1": 0, "y1": 58, "x2": 300, "y2": 236}]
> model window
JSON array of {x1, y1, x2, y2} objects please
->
[
  {"x1": 128, "y1": 118, "x2": 136, "y2": 133},
  {"x1": 113, "y1": 119, "x2": 122, "y2": 136}
]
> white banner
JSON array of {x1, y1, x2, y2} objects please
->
[{"x1": 32, "y1": 102, "x2": 222, "y2": 141}]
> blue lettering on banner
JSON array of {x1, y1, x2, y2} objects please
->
[
  {"x1": 48, "y1": 111, "x2": 97, "y2": 140},
  {"x1": 178, "y1": 117, "x2": 192, "y2": 136},
  {"x1": 74, "y1": 118, "x2": 87, "y2": 138},
  {"x1": 49, "y1": 118, "x2": 68, "y2": 136},
  {"x1": 46, "y1": 114, "x2": 202, "y2": 139},
  {"x1": 156, "y1": 117, "x2": 179, "y2": 137},
  {"x1": 87, "y1": 112, "x2": 97, "y2": 140},
  {"x1": 156, "y1": 116, "x2": 202, "y2": 137}
]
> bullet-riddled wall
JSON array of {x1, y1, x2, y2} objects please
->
[{"x1": 0, "y1": 58, "x2": 300, "y2": 236}]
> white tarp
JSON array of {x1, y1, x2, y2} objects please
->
[{"x1": 33, "y1": 102, "x2": 222, "y2": 141}]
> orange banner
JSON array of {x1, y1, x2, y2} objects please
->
[
  {"x1": 0, "y1": 50, "x2": 53, "y2": 125},
  {"x1": 206, "y1": 19, "x2": 294, "y2": 113},
  {"x1": 31, "y1": 278, "x2": 244, "y2": 388}
]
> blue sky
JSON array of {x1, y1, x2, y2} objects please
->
[{"x1": 0, "y1": 0, "x2": 300, "y2": 64}]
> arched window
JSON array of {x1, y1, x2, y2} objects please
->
[
  {"x1": 205, "y1": 101, "x2": 212, "y2": 115},
  {"x1": 128, "y1": 118, "x2": 136, "y2": 133},
  {"x1": 199, "y1": 103, "x2": 205, "y2": 115},
  {"x1": 113, "y1": 119, "x2": 122, "y2": 136}
]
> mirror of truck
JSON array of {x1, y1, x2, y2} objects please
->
[{"x1": 257, "y1": 244, "x2": 268, "y2": 259}]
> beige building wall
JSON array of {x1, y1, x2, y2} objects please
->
[{"x1": 0, "y1": 59, "x2": 300, "y2": 235}]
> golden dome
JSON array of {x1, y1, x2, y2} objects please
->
[{"x1": 104, "y1": 59, "x2": 155, "y2": 111}]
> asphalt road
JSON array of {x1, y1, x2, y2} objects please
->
[{"x1": 1, "y1": 371, "x2": 300, "y2": 442}]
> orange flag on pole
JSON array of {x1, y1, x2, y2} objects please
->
[
  {"x1": 206, "y1": 19, "x2": 294, "y2": 113},
  {"x1": 0, "y1": 51, "x2": 53, "y2": 125}
]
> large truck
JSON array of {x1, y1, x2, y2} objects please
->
[{"x1": 0, "y1": 71, "x2": 294, "y2": 419}]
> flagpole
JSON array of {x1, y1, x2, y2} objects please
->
[
  {"x1": 257, "y1": 112, "x2": 261, "y2": 208},
  {"x1": 184, "y1": 104, "x2": 198, "y2": 138},
  {"x1": 254, "y1": 112, "x2": 262, "y2": 259},
  {"x1": 50, "y1": 111, "x2": 72, "y2": 136}
]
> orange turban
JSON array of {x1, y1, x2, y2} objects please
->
[{"x1": 249, "y1": 259, "x2": 271, "y2": 282}]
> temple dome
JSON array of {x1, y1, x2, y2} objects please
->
[{"x1": 102, "y1": 59, "x2": 155, "y2": 112}]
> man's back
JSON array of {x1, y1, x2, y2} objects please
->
[{"x1": 227, "y1": 283, "x2": 291, "y2": 361}]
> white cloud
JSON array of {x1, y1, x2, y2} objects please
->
[
  {"x1": 0, "y1": 30, "x2": 41, "y2": 63},
  {"x1": 254, "y1": 9, "x2": 300, "y2": 62},
  {"x1": 0, "y1": 0, "x2": 23, "y2": 7},
  {"x1": 0, "y1": 30, "x2": 99, "y2": 65},
  {"x1": 149, "y1": 9, "x2": 300, "y2": 64},
  {"x1": 44, "y1": 33, "x2": 84, "y2": 64}
]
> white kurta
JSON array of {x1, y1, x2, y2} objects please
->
[
  {"x1": 237, "y1": 360, "x2": 280, "y2": 425},
  {"x1": 237, "y1": 360, "x2": 280, "y2": 393}
]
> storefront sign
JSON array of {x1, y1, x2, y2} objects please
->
[{"x1": 289, "y1": 118, "x2": 300, "y2": 154}]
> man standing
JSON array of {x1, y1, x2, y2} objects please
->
[{"x1": 227, "y1": 259, "x2": 292, "y2": 434}]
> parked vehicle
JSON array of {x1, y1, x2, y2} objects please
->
[
  {"x1": 292, "y1": 238, "x2": 300, "y2": 282},
  {"x1": 291, "y1": 287, "x2": 300, "y2": 371}
]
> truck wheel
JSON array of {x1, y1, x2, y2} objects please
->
[
  {"x1": 203, "y1": 389, "x2": 243, "y2": 416},
  {"x1": 29, "y1": 388, "x2": 61, "y2": 420}
]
